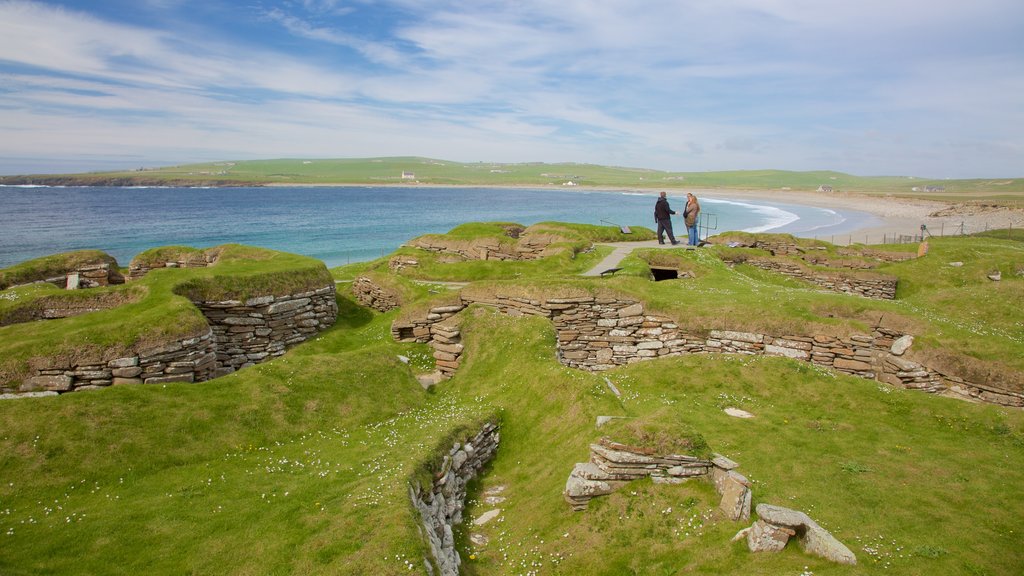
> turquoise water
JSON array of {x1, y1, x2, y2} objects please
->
[{"x1": 0, "y1": 186, "x2": 878, "y2": 268}]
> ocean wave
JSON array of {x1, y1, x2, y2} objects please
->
[
  {"x1": 703, "y1": 198, "x2": 799, "y2": 233},
  {"x1": 0, "y1": 184, "x2": 65, "y2": 188},
  {"x1": 795, "y1": 208, "x2": 847, "y2": 233}
]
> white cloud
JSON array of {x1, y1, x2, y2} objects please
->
[{"x1": 0, "y1": 0, "x2": 1022, "y2": 177}]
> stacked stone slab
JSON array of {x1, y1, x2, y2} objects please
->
[
  {"x1": 410, "y1": 422, "x2": 500, "y2": 576},
  {"x1": 388, "y1": 256, "x2": 419, "y2": 273},
  {"x1": 9, "y1": 284, "x2": 337, "y2": 395},
  {"x1": 407, "y1": 227, "x2": 568, "y2": 262},
  {"x1": 194, "y1": 286, "x2": 337, "y2": 374},
  {"x1": 737, "y1": 503, "x2": 857, "y2": 565},
  {"x1": 391, "y1": 292, "x2": 1022, "y2": 408},
  {"x1": 392, "y1": 304, "x2": 465, "y2": 343},
  {"x1": 562, "y1": 440, "x2": 751, "y2": 520},
  {"x1": 127, "y1": 255, "x2": 213, "y2": 281},
  {"x1": 741, "y1": 257, "x2": 898, "y2": 299},
  {"x1": 14, "y1": 329, "x2": 217, "y2": 393},
  {"x1": 69, "y1": 262, "x2": 125, "y2": 288},
  {"x1": 351, "y1": 276, "x2": 401, "y2": 312},
  {"x1": 429, "y1": 322, "x2": 463, "y2": 378}
]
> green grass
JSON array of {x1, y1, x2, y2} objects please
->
[
  {"x1": 0, "y1": 245, "x2": 333, "y2": 386},
  {"x1": 345, "y1": 221, "x2": 653, "y2": 283},
  {"x1": 4, "y1": 157, "x2": 1023, "y2": 203},
  {"x1": 1, "y1": 226, "x2": 1023, "y2": 575},
  {"x1": 0, "y1": 250, "x2": 118, "y2": 290}
]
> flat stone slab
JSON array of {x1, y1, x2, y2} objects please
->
[
  {"x1": 724, "y1": 407, "x2": 755, "y2": 418},
  {"x1": 472, "y1": 509, "x2": 501, "y2": 526}
]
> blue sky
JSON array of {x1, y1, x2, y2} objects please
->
[{"x1": 1, "y1": 0, "x2": 1022, "y2": 177}]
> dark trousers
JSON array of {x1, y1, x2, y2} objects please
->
[{"x1": 657, "y1": 219, "x2": 676, "y2": 244}]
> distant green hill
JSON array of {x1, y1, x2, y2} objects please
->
[{"x1": 2, "y1": 156, "x2": 1022, "y2": 204}]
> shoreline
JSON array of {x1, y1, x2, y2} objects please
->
[
  {"x1": 303, "y1": 181, "x2": 1024, "y2": 243},
  {"x1": 7, "y1": 180, "x2": 1023, "y2": 245}
]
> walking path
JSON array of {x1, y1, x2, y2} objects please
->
[{"x1": 581, "y1": 240, "x2": 694, "y2": 276}]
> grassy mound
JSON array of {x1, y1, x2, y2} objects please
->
[
  {"x1": 0, "y1": 250, "x2": 118, "y2": 290},
  {"x1": 0, "y1": 245, "x2": 333, "y2": 387},
  {"x1": 1, "y1": 226, "x2": 1022, "y2": 575}
]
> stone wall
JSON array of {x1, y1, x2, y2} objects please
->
[
  {"x1": 66, "y1": 262, "x2": 125, "y2": 289},
  {"x1": 9, "y1": 284, "x2": 338, "y2": 395},
  {"x1": 738, "y1": 257, "x2": 898, "y2": 299},
  {"x1": 194, "y1": 286, "x2": 337, "y2": 374},
  {"x1": 408, "y1": 227, "x2": 567, "y2": 262},
  {"x1": 392, "y1": 293, "x2": 1023, "y2": 408},
  {"x1": 127, "y1": 255, "x2": 213, "y2": 281},
  {"x1": 0, "y1": 292, "x2": 133, "y2": 326},
  {"x1": 351, "y1": 276, "x2": 402, "y2": 312},
  {"x1": 410, "y1": 422, "x2": 500, "y2": 576},
  {"x1": 564, "y1": 439, "x2": 857, "y2": 565},
  {"x1": 15, "y1": 328, "x2": 218, "y2": 393}
]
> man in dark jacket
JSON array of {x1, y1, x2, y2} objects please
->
[{"x1": 654, "y1": 191, "x2": 680, "y2": 245}]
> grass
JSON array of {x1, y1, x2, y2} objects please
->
[
  {"x1": 0, "y1": 244, "x2": 333, "y2": 387},
  {"x1": 340, "y1": 221, "x2": 651, "y2": 283},
  {"x1": 0, "y1": 225, "x2": 1022, "y2": 575},
  {"x1": 0, "y1": 250, "x2": 118, "y2": 290}
]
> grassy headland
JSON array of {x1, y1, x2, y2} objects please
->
[{"x1": 2, "y1": 156, "x2": 1022, "y2": 204}]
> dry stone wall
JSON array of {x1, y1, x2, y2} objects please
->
[
  {"x1": 127, "y1": 255, "x2": 213, "y2": 281},
  {"x1": 410, "y1": 422, "x2": 500, "y2": 576},
  {"x1": 194, "y1": 286, "x2": 337, "y2": 374},
  {"x1": 15, "y1": 328, "x2": 218, "y2": 393},
  {"x1": 8, "y1": 285, "x2": 337, "y2": 395},
  {"x1": 563, "y1": 439, "x2": 856, "y2": 565},
  {"x1": 351, "y1": 276, "x2": 402, "y2": 312},
  {"x1": 66, "y1": 262, "x2": 125, "y2": 289},
  {"x1": 408, "y1": 228, "x2": 567, "y2": 262},
  {"x1": 738, "y1": 257, "x2": 898, "y2": 299},
  {"x1": 391, "y1": 292, "x2": 1023, "y2": 408}
]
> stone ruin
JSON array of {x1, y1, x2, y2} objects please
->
[
  {"x1": 562, "y1": 438, "x2": 856, "y2": 565},
  {"x1": 735, "y1": 503, "x2": 857, "y2": 565},
  {"x1": 407, "y1": 224, "x2": 574, "y2": 262},
  {"x1": 410, "y1": 422, "x2": 500, "y2": 576},
  {"x1": 562, "y1": 439, "x2": 752, "y2": 521},
  {"x1": 386, "y1": 286, "x2": 1023, "y2": 408},
  {"x1": 351, "y1": 275, "x2": 402, "y2": 312},
  {"x1": 126, "y1": 250, "x2": 216, "y2": 280}
]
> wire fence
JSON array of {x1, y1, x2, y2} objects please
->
[
  {"x1": 815, "y1": 220, "x2": 1018, "y2": 246},
  {"x1": 697, "y1": 213, "x2": 1018, "y2": 246}
]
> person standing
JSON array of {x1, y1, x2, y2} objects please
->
[
  {"x1": 684, "y1": 192, "x2": 701, "y2": 246},
  {"x1": 654, "y1": 191, "x2": 679, "y2": 245}
]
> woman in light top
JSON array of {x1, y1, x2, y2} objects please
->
[{"x1": 683, "y1": 193, "x2": 701, "y2": 246}]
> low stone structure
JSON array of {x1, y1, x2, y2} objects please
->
[
  {"x1": 736, "y1": 503, "x2": 857, "y2": 565},
  {"x1": 740, "y1": 257, "x2": 898, "y2": 299},
  {"x1": 392, "y1": 292, "x2": 1023, "y2": 408},
  {"x1": 8, "y1": 284, "x2": 337, "y2": 395},
  {"x1": 410, "y1": 422, "x2": 500, "y2": 576},
  {"x1": 127, "y1": 253, "x2": 214, "y2": 280},
  {"x1": 351, "y1": 276, "x2": 402, "y2": 312},
  {"x1": 17, "y1": 328, "x2": 218, "y2": 392},
  {"x1": 407, "y1": 226, "x2": 570, "y2": 262},
  {"x1": 193, "y1": 286, "x2": 337, "y2": 375},
  {"x1": 562, "y1": 440, "x2": 752, "y2": 522},
  {"x1": 67, "y1": 262, "x2": 125, "y2": 288}
]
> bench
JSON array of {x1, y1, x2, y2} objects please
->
[{"x1": 599, "y1": 267, "x2": 623, "y2": 277}]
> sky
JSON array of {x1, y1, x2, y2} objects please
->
[{"x1": 1, "y1": 0, "x2": 1022, "y2": 178}]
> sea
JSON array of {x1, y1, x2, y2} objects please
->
[{"x1": 0, "y1": 186, "x2": 879, "y2": 269}]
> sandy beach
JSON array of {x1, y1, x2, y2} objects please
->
[
  {"x1": 267, "y1": 181, "x2": 1024, "y2": 244},
  {"x1": 656, "y1": 187, "x2": 1024, "y2": 244}
]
